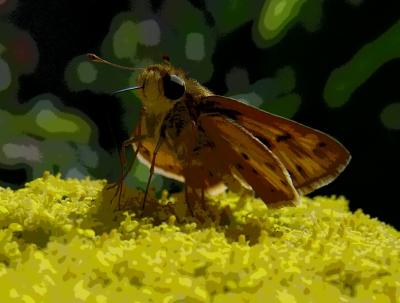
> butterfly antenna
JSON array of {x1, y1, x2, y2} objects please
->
[
  {"x1": 112, "y1": 86, "x2": 143, "y2": 95},
  {"x1": 87, "y1": 53, "x2": 144, "y2": 72}
]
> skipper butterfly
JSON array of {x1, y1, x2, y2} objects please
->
[{"x1": 88, "y1": 54, "x2": 351, "y2": 216}]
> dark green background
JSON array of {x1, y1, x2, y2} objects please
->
[{"x1": 1, "y1": 0, "x2": 399, "y2": 229}]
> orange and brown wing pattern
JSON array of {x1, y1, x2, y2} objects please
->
[
  {"x1": 199, "y1": 114, "x2": 300, "y2": 207},
  {"x1": 201, "y1": 96, "x2": 351, "y2": 195}
]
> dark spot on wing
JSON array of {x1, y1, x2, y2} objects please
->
[
  {"x1": 280, "y1": 179, "x2": 287, "y2": 185},
  {"x1": 296, "y1": 164, "x2": 307, "y2": 177},
  {"x1": 236, "y1": 163, "x2": 244, "y2": 170},
  {"x1": 312, "y1": 148, "x2": 325, "y2": 158},
  {"x1": 276, "y1": 133, "x2": 292, "y2": 142},
  {"x1": 318, "y1": 142, "x2": 327, "y2": 148},
  {"x1": 251, "y1": 168, "x2": 259, "y2": 175},
  {"x1": 208, "y1": 171, "x2": 214, "y2": 177},
  {"x1": 255, "y1": 136, "x2": 272, "y2": 149},
  {"x1": 241, "y1": 153, "x2": 249, "y2": 160}
]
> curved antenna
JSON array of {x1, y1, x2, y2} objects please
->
[
  {"x1": 87, "y1": 53, "x2": 144, "y2": 72},
  {"x1": 112, "y1": 86, "x2": 143, "y2": 95}
]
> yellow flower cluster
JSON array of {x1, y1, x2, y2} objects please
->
[{"x1": 0, "y1": 172, "x2": 399, "y2": 302}]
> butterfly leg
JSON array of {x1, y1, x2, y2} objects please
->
[
  {"x1": 182, "y1": 162, "x2": 209, "y2": 217},
  {"x1": 181, "y1": 151, "x2": 203, "y2": 216},
  {"x1": 109, "y1": 134, "x2": 148, "y2": 209},
  {"x1": 108, "y1": 134, "x2": 147, "y2": 190},
  {"x1": 201, "y1": 184, "x2": 205, "y2": 209},
  {"x1": 184, "y1": 184, "x2": 195, "y2": 217},
  {"x1": 141, "y1": 137, "x2": 163, "y2": 213},
  {"x1": 108, "y1": 108, "x2": 146, "y2": 209},
  {"x1": 199, "y1": 177, "x2": 211, "y2": 212}
]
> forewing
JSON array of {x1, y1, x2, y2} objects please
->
[
  {"x1": 199, "y1": 114, "x2": 300, "y2": 207},
  {"x1": 200, "y1": 96, "x2": 351, "y2": 195}
]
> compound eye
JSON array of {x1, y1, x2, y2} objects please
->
[{"x1": 162, "y1": 74, "x2": 185, "y2": 100}]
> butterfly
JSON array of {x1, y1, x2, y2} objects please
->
[{"x1": 88, "y1": 53, "x2": 351, "y2": 216}]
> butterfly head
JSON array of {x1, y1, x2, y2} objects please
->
[
  {"x1": 87, "y1": 53, "x2": 211, "y2": 115},
  {"x1": 135, "y1": 62, "x2": 187, "y2": 114}
]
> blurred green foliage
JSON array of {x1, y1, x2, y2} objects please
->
[
  {"x1": 0, "y1": 22, "x2": 38, "y2": 104},
  {"x1": 324, "y1": 20, "x2": 400, "y2": 108},
  {"x1": 206, "y1": 0, "x2": 264, "y2": 34},
  {"x1": 0, "y1": 0, "x2": 398, "y2": 192},
  {"x1": 380, "y1": 102, "x2": 400, "y2": 130},
  {"x1": 253, "y1": 0, "x2": 323, "y2": 47},
  {"x1": 0, "y1": 94, "x2": 111, "y2": 182},
  {"x1": 0, "y1": 3, "x2": 114, "y2": 185}
]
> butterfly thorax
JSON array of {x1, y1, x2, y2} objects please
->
[{"x1": 135, "y1": 63, "x2": 214, "y2": 154}]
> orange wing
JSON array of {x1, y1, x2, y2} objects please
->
[
  {"x1": 130, "y1": 113, "x2": 184, "y2": 182},
  {"x1": 199, "y1": 96, "x2": 351, "y2": 195},
  {"x1": 133, "y1": 137, "x2": 185, "y2": 182},
  {"x1": 199, "y1": 114, "x2": 300, "y2": 207},
  {"x1": 132, "y1": 120, "x2": 226, "y2": 195}
]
